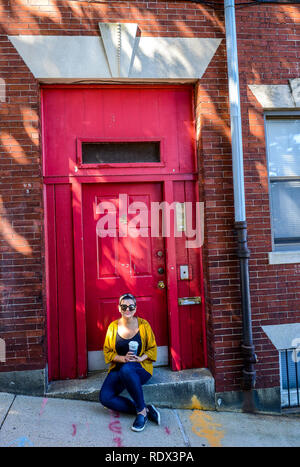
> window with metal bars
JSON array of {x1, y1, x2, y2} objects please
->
[{"x1": 280, "y1": 349, "x2": 300, "y2": 408}]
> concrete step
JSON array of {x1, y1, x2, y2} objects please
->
[{"x1": 46, "y1": 367, "x2": 216, "y2": 411}]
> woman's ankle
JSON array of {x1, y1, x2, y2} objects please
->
[{"x1": 137, "y1": 408, "x2": 147, "y2": 417}]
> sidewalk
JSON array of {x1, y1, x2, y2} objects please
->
[{"x1": 0, "y1": 392, "x2": 299, "y2": 447}]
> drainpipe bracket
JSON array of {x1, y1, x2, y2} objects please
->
[
  {"x1": 241, "y1": 343, "x2": 257, "y2": 390},
  {"x1": 234, "y1": 221, "x2": 251, "y2": 258},
  {"x1": 241, "y1": 343, "x2": 258, "y2": 364}
]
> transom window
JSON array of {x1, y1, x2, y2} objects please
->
[{"x1": 81, "y1": 141, "x2": 161, "y2": 165}]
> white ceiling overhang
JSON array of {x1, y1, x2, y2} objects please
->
[
  {"x1": 249, "y1": 79, "x2": 300, "y2": 109},
  {"x1": 8, "y1": 23, "x2": 222, "y2": 82},
  {"x1": 262, "y1": 323, "x2": 300, "y2": 351}
]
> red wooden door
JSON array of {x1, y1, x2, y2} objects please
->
[
  {"x1": 82, "y1": 182, "x2": 168, "y2": 370},
  {"x1": 43, "y1": 85, "x2": 207, "y2": 380}
]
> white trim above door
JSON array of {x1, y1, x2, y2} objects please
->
[{"x1": 8, "y1": 25, "x2": 221, "y2": 81}]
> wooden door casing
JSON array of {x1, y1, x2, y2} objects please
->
[{"x1": 43, "y1": 85, "x2": 207, "y2": 380}]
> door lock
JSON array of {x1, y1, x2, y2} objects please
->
[{"x1": 157, "y1": 281, "x2": 166, "y2": 289}]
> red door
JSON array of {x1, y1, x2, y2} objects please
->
[
  {"x1": 43, "y1": 85, "x2": 207, "y2": 380},
  {"x1": 82, "y1": 182, "x2": 168, "y2": 370}
]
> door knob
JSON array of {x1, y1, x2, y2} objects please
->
[
  {"x1": 157, "y1": 267, "x2": 165, "y2": 275},
  {"x1": 157, "y1": 281, "x2": 166, "y2": 289}
]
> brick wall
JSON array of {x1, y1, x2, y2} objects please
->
[
  {"x1": 237, "y1": 4, "x2": 300, "y2": 391},
  {"x1": 0, "y1": 28, "x2": 44, "y2": 371},
  {"x1": 0, "y1": 0, "x2": 299, "y2": 393},
  {"x1": 198, "y1": 3, "x2": 300, "y2": 393}
]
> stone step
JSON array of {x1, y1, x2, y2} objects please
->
[{"x1": 46, "y1": 367, "x2": 216, "y2": 411}]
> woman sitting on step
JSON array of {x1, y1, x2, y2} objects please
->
[{"x1": 99, "y1": 293, "x2": 161, "y2": 432}]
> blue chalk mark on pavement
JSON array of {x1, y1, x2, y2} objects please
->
[{"x1": 6, "y1": 436, "x2": 34, "y2": 447}]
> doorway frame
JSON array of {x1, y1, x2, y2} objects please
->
[{"x1": 42, "y1": 84, "x2": 208, "y2": 379}]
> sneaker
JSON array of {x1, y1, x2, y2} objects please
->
[
  {"x1": 131, "y1": 414, "x2": 148, "y2": 432},
  {"x1": 147, "y1": 404, "x2": 161, "y2": 425}
]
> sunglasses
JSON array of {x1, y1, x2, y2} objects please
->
[{"x1": 120, "y1": 304, "x2": 136, "y2": 312}]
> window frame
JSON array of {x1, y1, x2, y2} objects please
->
[
  {"x1": 264, "y1": 111, "x2": 300, "y2": 253},
  {"x1": 76, "y1": 137, "x2": 166, "y2": 169}
]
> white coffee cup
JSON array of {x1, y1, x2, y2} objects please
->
[{"x1": 129, "y1": 341, "x2": 139, "y2": 356}]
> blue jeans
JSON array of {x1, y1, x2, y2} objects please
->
[{"x1": 99, "y1": 362, "x2": 151, "y2": 414}]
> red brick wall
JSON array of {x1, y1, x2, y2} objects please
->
[
  {"x1": 0, "y1": 0, "x2": 299, "y2": 394},
  {"x1": 237, "y1": 4, "x2": 300, "y2": 392},
  {"x1": 198, "y1": 3, "x2": 300, "y2": 393},
  {"x1": 0, "y1": 30, "x2": 44, "y2": 371}
]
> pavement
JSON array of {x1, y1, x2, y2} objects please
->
[{"x1": 0, "y1": 392, "x2": 299, "y2": 448}]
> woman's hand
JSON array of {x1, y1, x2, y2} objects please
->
[
  {"x1": 127, "y1": 353, "x2": 148, "y2": 363},
  {"x1": 113, "y1": 353, "x2": 132, "y2": 363},
  {"x1": 113, "y1": 353, "x2": 148, "y2": 363},
  {"x1": 125, "y1": 352, "x2": 135, "y2": 362},
  {"x1": 126, "y1": 351, "x2": 139, "y2": 362}
]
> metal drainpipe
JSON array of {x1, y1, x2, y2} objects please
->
[{"x1": 224, "y1": 0, "x2": 257, "y2": 392}]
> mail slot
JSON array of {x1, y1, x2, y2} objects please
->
[{"x1": 178, "y1": 296, "x2": 202, "y2": 306}]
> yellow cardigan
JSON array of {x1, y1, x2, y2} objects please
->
[{"x1": 103, "y1": 317, "x2": 157, "y2": 375}]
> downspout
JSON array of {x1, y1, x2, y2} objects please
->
[{"x1": 224, "y1": 0, "x2": 257, "y2": 393}]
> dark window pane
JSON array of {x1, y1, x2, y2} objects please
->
[{"x1": 82, "y1": 142, "x2": 160, "y2": 164}]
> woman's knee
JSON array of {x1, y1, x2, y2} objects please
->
[
  {"x1": 119, "y1": 362, "x2": 136, "y2": 381},
  {"x1": 99, "y1": 387, "x2": 105, "y2": 404},
  {"x1": 99, "y1": 387, "x2": 111, "y2": 407}
]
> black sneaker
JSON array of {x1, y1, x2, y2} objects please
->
[
  {"x1": 147, "y1": 404, "x2": 161, "y2": 425},
  {"x1": 131, "y1": 414, "x2": 148, "y2": 432}
]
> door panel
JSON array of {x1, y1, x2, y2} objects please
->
[
  {"x1": 45, "y1": 184, "x2": 77, "y2": 381},
  {"x1": 83, "y1": 183, "x2": 168, "y2": 364},
  {"x1": 174, "y1": 180, "x2": 205, "y2": 369}
]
